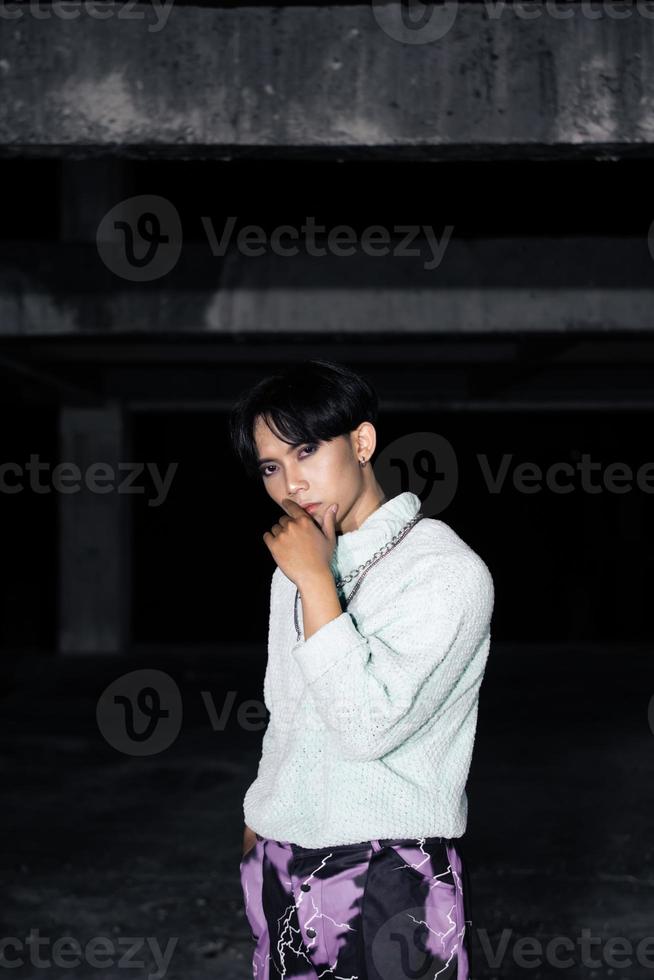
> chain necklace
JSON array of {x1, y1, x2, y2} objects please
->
[{"x1": 293, "y1": 511, "x2": 424, "y2": 642}]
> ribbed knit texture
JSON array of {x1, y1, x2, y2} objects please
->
[{"x1": 243, "y1": 490, "x2": 495, "y2": 848}]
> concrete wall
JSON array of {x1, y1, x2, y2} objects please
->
[
  {"x1": 1, "y1": 237, "x2": 653, "y2": 335},
  {"x1": 1, "y1": 3, "x2": 654, "y2": 155}
]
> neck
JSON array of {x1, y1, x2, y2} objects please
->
[
  {"x1": 329, "y1": 490, "x2": 423, "y2": 581},
  {"x1": 339, "y1": 482, "x2": 387, "y2": 535}
]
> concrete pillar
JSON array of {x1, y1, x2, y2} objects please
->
[{"x1": 57, "y1": 400, "x2": 131, "y2": 654}]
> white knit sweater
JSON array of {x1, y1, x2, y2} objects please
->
[{"x1": 243, "y1": 490, "x2": 495, "y2": 848}]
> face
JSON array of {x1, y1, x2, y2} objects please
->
[{"x1": 253, "y1": 415, "x2": 364, "y2": 528}]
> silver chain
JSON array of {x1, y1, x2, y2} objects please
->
[
  {"x1": 334, "y1": 513, "x2": 424, "y2": 587},
  {"x1": 293, "y1": 511, "x2": 424, "y2": 641}
]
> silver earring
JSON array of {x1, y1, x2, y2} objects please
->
[{"x1": 359, "y1": 456, "x2": 367, "y2": 467}]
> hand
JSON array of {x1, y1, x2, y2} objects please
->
[
  {"x1": 262, "y1": 498, "x2": 338, "y2": 589},
  {"x1": 242, "y1": 824, "x2": 257, "y2": 859}
]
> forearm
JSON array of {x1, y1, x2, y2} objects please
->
[{"x1": 297, "y1": 568, "x2": 343, "y2": 640}]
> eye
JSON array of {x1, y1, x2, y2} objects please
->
[{"x1": 259, "y1": 443, "x2": 318, "y2": 478}]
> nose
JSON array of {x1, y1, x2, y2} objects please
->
[{"x1": 285, "y1": 465, "x2": 308, "y2": 498}]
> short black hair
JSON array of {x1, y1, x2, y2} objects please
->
[{"x1": 228, "y1": 358, "x2": 379, "y2": 480}]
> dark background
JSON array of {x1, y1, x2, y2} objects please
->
[
  {"x1": 1, "y1": 155, "x2": 653, "y2": 980},
  {"x1": 2, "y1": 158, "x2": 654, "y2": 648}
]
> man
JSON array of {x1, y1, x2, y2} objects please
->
[{"x1": 228, "y1": 358, "x2": 494, "y2": 980}]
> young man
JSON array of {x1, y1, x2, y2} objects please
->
[{"x1": 228, "y1": 358, "x2": 494, "y2": 980}]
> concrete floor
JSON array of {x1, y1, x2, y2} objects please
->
[{"x1": 2, "y1": 641, "x2": 652, "y2": 979}]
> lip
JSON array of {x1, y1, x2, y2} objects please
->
[{"x1": 300, "y1": 502, "x2": 321, "y2": 513}]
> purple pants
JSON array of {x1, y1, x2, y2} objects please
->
[{"x1": 239, "y1": 832, "x2": 472, "y2": 979}]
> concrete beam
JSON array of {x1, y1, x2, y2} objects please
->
[
  {"x1": 1, "y1": 4, "x2": 654, "y2": 156},
  {"x1": 3, "y1": 334, "x2": 654, "y2": 409},
  {"x1": 1, "y1": 238, "x2": 654, "y2": 335}
]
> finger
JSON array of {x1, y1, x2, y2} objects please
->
[
  {"x1": 321, "y1": 503, "x2": 338, "y2": 544},
  {"x1": 281, "y1": 498, "x2": 305, "y2": 517}
]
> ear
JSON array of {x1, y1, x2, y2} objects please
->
[{"x1": 354, "y1": 420, "x2": 377, "y2": 461}]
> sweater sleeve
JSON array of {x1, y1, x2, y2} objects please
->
[{"x1": 290, "y1": 551, "x2": 494, "y2": 762}]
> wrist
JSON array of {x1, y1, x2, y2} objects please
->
[{"x1": 296, "y1": 566, "x2": 335, "y2": 595}]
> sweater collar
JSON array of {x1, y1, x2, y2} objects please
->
[{"x1": 329, "y1": 490, "x2": 422, "y2": 582}]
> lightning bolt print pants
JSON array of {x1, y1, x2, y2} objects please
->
[{"x1": 239, "y1": 833, "x2": 473, "y2": 979}]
